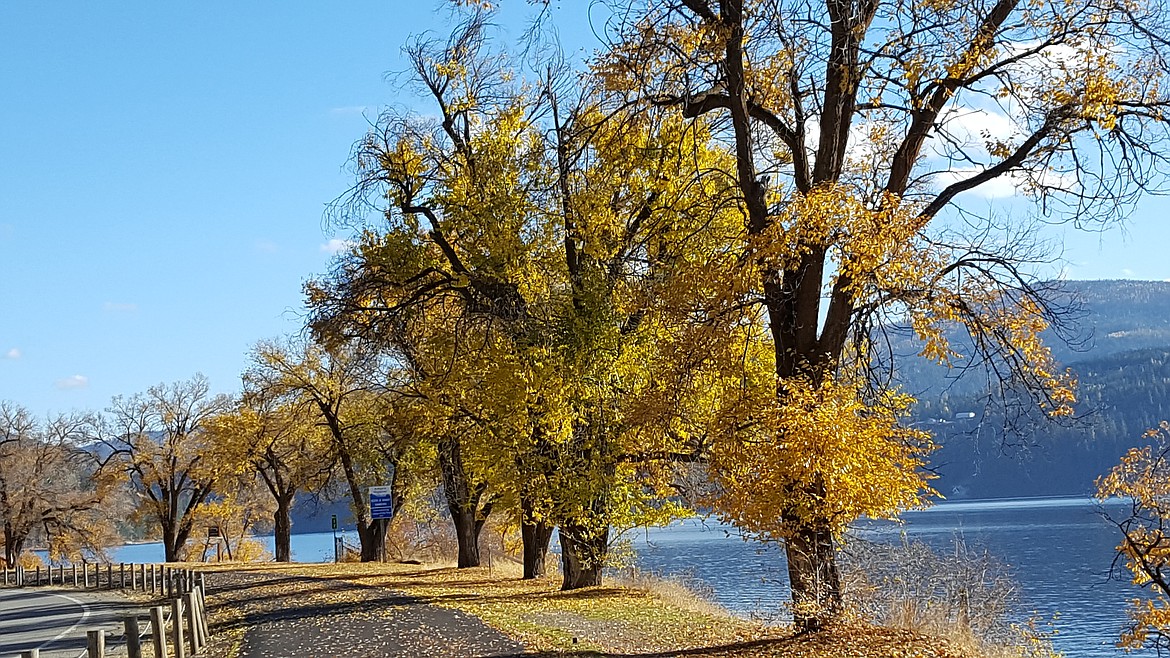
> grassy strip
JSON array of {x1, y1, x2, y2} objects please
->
[{"x1": 192, "y1": 561, "x2": 967, "y2": 657}]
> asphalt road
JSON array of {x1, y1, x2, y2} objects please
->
[{"x1": 0, "y1": 588, "x2": 148, "y2": 658}]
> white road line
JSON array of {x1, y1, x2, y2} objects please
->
[{"x1": 33, "y1": 590, "x2": 91, "y2": 652}]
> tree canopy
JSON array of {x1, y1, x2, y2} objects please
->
[
  {"x1": 98, "y1": 374, "x2": 233, "y2": 562},
  {"x1": 586, "y1": 0, "x2": 1170, "y2": 626}
]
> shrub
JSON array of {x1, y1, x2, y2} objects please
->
[{"x1": 842, "y1": 535, "x2": 1060, "y2": 657}]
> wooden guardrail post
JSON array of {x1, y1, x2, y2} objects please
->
[
  {"x1": 105, "y1": 563, "x2": 112, "y2": 589},
  {"x1": 183, "y1": 591, "x2": 199, "y2": 654},
  {"x1": 119, "y1": 563, "x2": 125, "y2": 589},
  {"x1": 191, "y1": 586, "x2": 203, "y2": 648},
  {"x1": 196, "y1": 582, "x2": 210, "y2": 647},
  {"x1": 19, "y1": 649, "x2": 40, "y2": 657},
  {"x1": 149, "y1": 564, "x2": 156, "y2": 594},
  {"x1": 171, "y1": 597, "x2": 186, "y2": 658},
  {"x1": 123, "y1": 615, "x2": 143, "y2": 658},
  {"x1": 34, "y1": 565, "x2": 40, "y2": 586},
  {"x1": 86, "y1": 629, "x2": 105, "y2": 658},
  {"x1": 72, "y1": 564, "x2": 78, "y2": 587},
  {"x1": 149, "y1": 605, "x2": 168, "y2": 658}
]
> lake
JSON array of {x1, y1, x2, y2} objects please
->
[
  {"x1": 107, "y1": 497, "x2": 1147, "y2": 656},
  {"x1": 633, "y1": 498, "x2": 1151, "y2": 657}
]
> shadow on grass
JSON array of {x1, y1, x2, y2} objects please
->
[
  {"x1": 197, "y1": 566, "x2": 822, "y2": 658},
  {"x1": 486, "y1": 637, "x2": 807, "y2": 657}
]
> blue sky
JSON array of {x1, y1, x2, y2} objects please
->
[{"x1": 1, "y1": 1, "x2": 1166, "y2": 417}]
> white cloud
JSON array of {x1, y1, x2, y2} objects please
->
[
  {"x1": 103, "y1": 302, "x2": 138, "y2": 312},
  {"x1": 932, "y1": 166, "x2": 1075, "y2": 200},
  {"x1": 1122, "y1": 268, "x2": 1136, "y2": 277},
  {"x1": 935, "y1": 108, "x2": 1016, "y2": 155},
  {"x1": 256, "y1": 240, "x2": 280, "y2": 254},
  {"x1": 320, "y1": 239, "x2": 354, "y2": 255},
  {"x1": 55, "y1": 375, "x2": 89, "y2": 390},
  {"x1": 3, "y1": 348, "x2": 19, "y2": 360}
]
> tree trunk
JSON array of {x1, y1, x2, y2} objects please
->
[
  {"x1": 518, "y1": 427, "x2": 555, "y2": 579},
  {"x1": 273, "y1": 494, "x2": 293, "y2": 562},
  {"x1": 521, "y1": 517, "x2": 554, "y2": 579},
  {"x1": 356, "y1": 519, "x2": 387, "y2": 562},
  {"x1": 333, "y1": 437, "x2": 384, "y2": 562},
  {"x1": 559, "y1": 522, "x2": 608, "y2": 590},
  {"x1": 162, "y1": 520, "x2": 180, "y2": 563},
  {"x1": 452, "y1": 509, "x2": 483, "y2": 568},
  {"x1": 4, "y1": 525, "x2": 24, "y2": 566},
  {"x1": 784, "y1": 524, "x2": 842, "y2": 632},
  {"x1": 439, "y1": 437, "x2": 493, "y2": 568}
]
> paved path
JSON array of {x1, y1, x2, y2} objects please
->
[
  {"x1": 0, "y1": 588, "x2": 148, "y2": 658},
  {"x1": 204, "y1": 570, "x2": 527, "y2": 657}
]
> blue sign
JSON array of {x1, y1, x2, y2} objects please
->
[{"x1": 369, "y1": 486, "x2": 394, "y2": 520}]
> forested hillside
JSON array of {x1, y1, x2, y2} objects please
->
[{"x1": 911, "y1": 280, "x2": 1170, "y2": 498}]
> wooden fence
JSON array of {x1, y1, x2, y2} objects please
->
[{"x1": 3, "y1": 564, "x2": 211, "y2": 658}]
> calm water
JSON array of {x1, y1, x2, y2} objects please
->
[
  {"x1": 106, "y1": 497, "x2": 1145, "y2": 656},
  {"x1": 630, "y1": 498, "x2": 1146, "y2": 657}
]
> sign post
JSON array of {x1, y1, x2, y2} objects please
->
[
  {"x1": 368, "y1": 486, "x2": 394, "y2": 563},
  {"x1": 331, "y1": 514, "x2": 339, "y2": 563}
]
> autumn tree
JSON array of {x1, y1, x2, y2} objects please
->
[
  {"x1": 310, "y1": 11, "x2": 739, "y2": 588},
  {"x1": 190, "y1": 471, "x2": 275, "y2": 562},
  {"x1": 1096, "y1": 422, "x2": 1170, "y2": 651},
  {"x1": 590, "y1": 0, "x2": 1170, "y2": 627},
  {"x1": 244, "y1": 337, "x2": 409, "y2": 562},
  {"x1": 0, "y1": 403, "x2": 120, "y2": 565},
  {"x1": 98, "y1": 374, "x2": 232, "y2": 562},
  {"x1": 205, "y1": 395, "x2": 334, "y2": 562}
]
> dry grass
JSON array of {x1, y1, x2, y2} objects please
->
[
  {"x1": 610, "y1": 569, "x2": 730, "y2": 619},
  {"x1": 842, "y1": 538, "x2": 1062, "y2": 658},
  {"x1": 189, "y1": 560, "x2": 970, "y2": 657}
]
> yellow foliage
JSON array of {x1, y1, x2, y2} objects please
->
[
  {"x1": 708, "y1": 372, "x2": 936, "y2": 540},
  {"x1": 1096, "y1": 422, "x2": 1170, "y2": 649}
]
